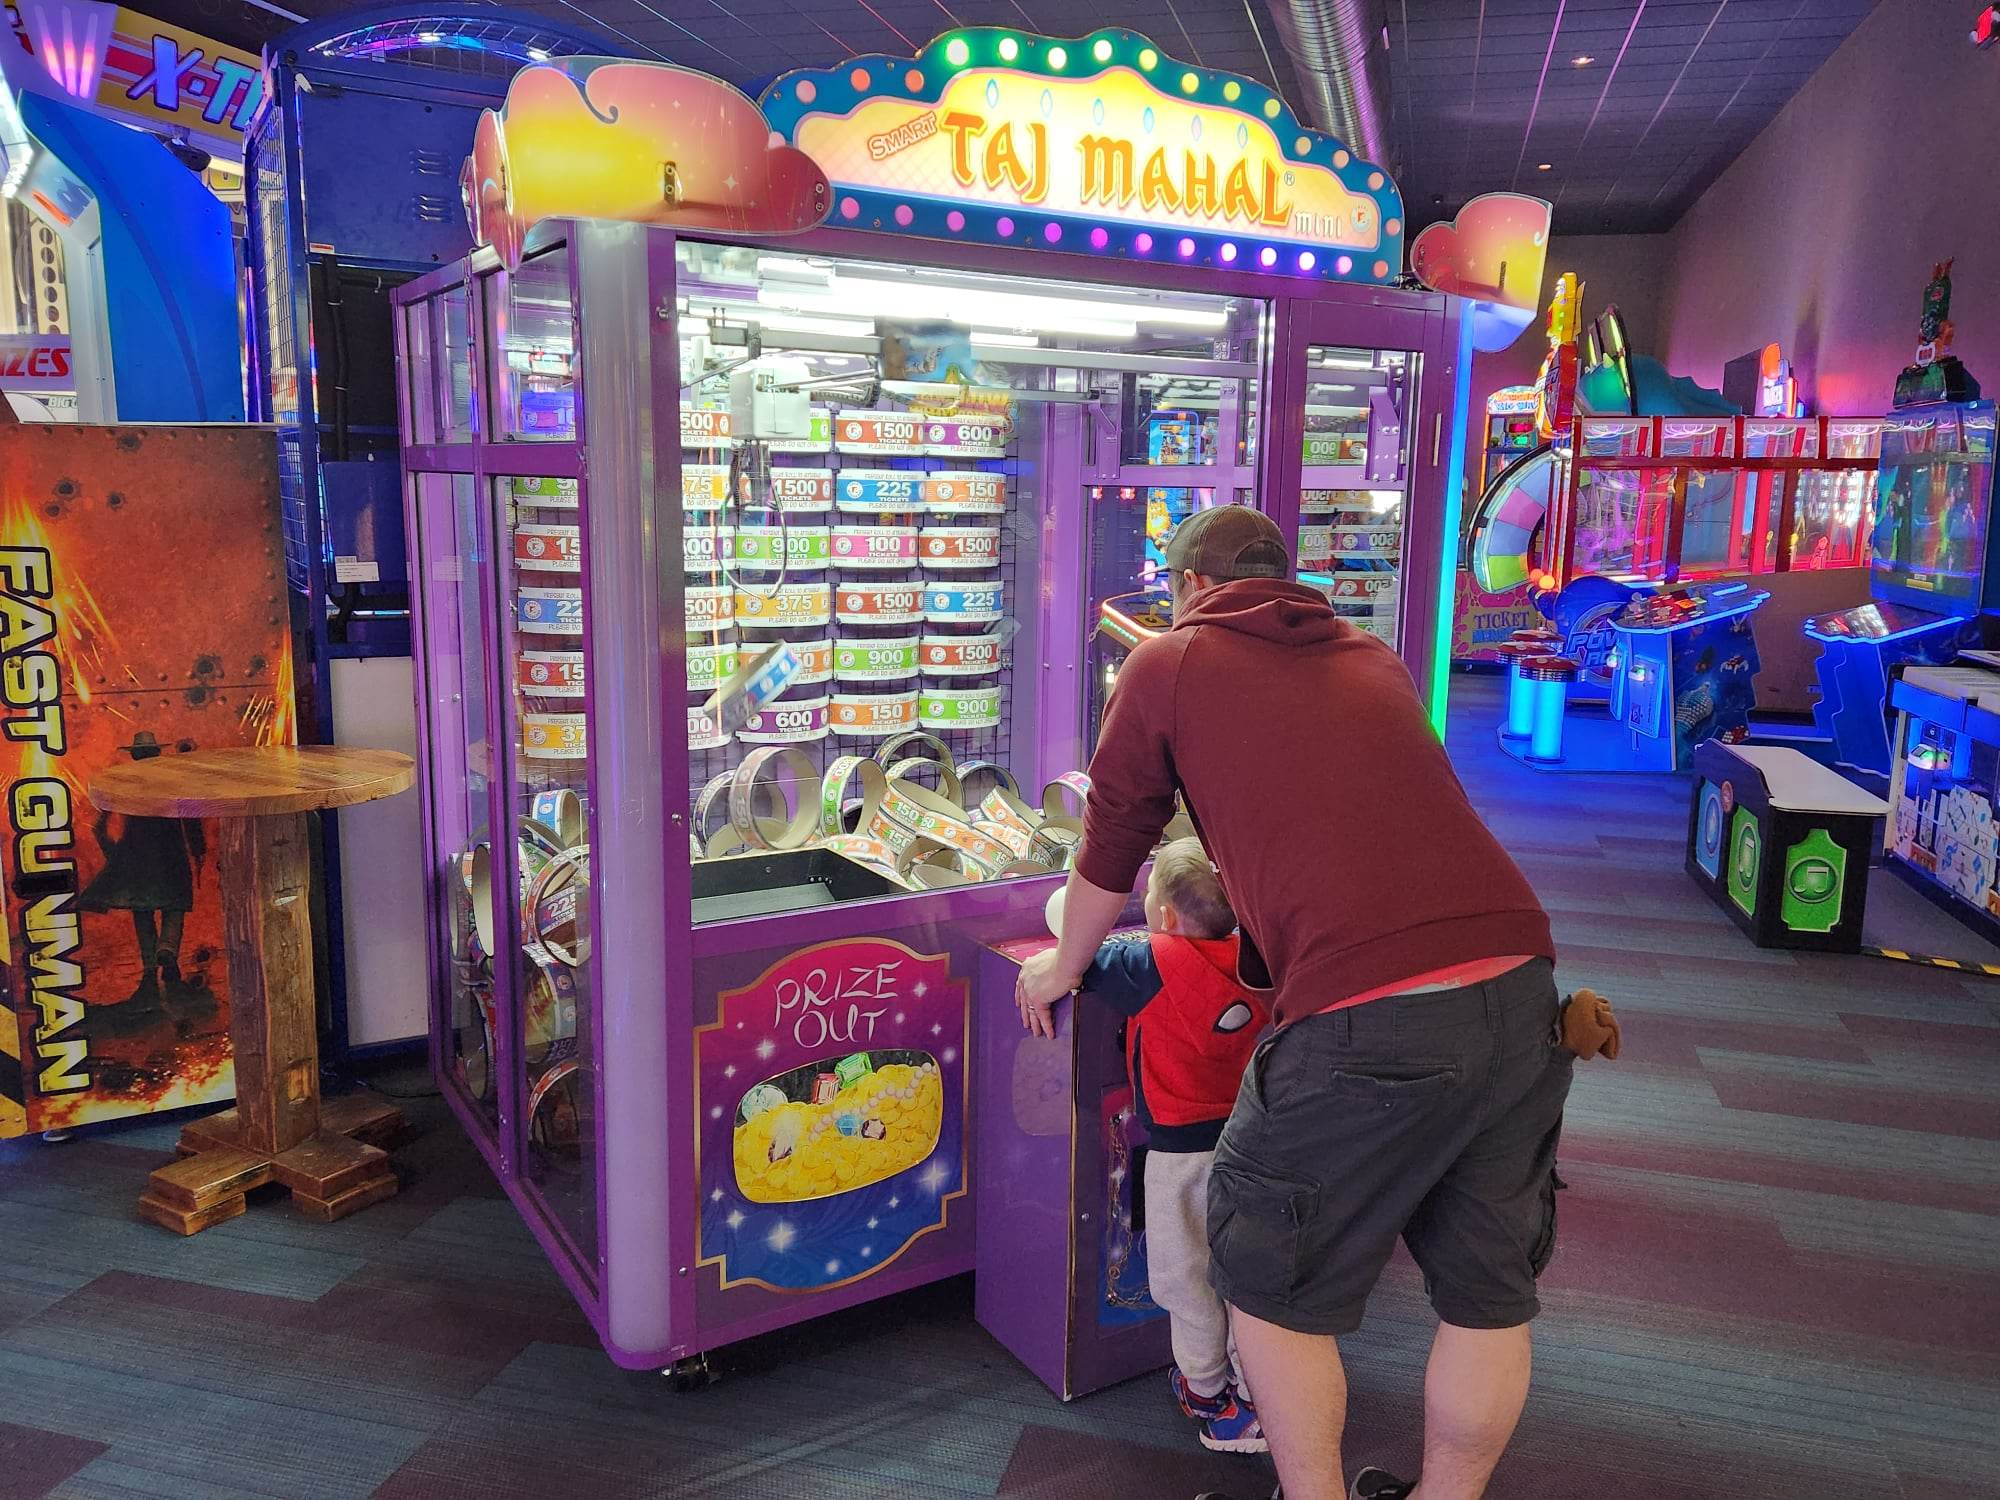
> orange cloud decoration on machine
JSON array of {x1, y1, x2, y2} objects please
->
[
  {"x1": 462, "y1": 58, "x2": 833, "y2": 269},
  {"x1": 1409, "y1": 192, "x2": 1553, "y2": 352}
]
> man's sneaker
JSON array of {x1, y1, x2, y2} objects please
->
[{"x1": 1351, "y1": 1468, "x2": 1415, "y2": 1499}]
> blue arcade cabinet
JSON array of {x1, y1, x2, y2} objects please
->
[
  {"x1": 0, "y1": 49, "x2": 244, "y2": 423},
  {"x1": 244, "y1": 5, "x2": 619, "y2": 1051},
  {"x1": 1805, "y1": 400, "x2": 1999, "y2": 782}
]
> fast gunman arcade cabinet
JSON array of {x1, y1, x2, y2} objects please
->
[{"x1": 397, "y1": 34, "x2": 1470, "y2": 1384}]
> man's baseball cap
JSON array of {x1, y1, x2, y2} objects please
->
[{"x1": 1163, "y1": 505, "x2": 1291, "y2": 580}]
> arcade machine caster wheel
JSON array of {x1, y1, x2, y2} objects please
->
[{"x1": 663, "y1": 1353, "x2": 716, "y2": 1392}]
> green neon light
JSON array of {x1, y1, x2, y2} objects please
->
[{"x1": 1429, "y1": 311, "x2": 1477, "y2": 738}]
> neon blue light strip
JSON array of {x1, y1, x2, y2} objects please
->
[{"x1": 1429, "y1": 312, "x2": 1477, "y2": 737}]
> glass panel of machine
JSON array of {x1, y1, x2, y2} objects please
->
[
  {"x1": 438, "y1": 282, "x2": 478, "y2": 441},
  {"x1": 1872, "y1": 404, "x2": 1996, "y2": 608},
  {"x1": 1297, "y1": 346, "x2": 1416, "y2": 649},
  {"x1": 674, "y1": 243, "x2": 1262, "y2": 900},
  {"x1": 500, "y1": 469, "x2": 597, "y2": 1258},
  {"x1": 490, "y1": 252, "x2": 577, "y2": 441},
  {"x1": 1792, "y1": 469, "x2": 1874, "y2": 570},
  {"x1": 1678, "y1": 470, "x2": 1747, "y2": 576},
  {"x1": 403, "y1": 301, "x2": 437, "y2": 445},
  {"x1": 414, "y1": 473, "x2": 497, "y2": 1140}
]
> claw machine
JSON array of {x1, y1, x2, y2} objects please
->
[{"x1": 395, "y1": 29, "x2": 1469, "y2": 1378}]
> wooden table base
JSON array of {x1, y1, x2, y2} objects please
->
[{"x1": 138, "y1": 1094, "x2": 407, "y2": 1235}]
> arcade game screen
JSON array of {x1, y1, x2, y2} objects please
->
[{"x1": 1871, "y1": 404, "x2": 1997, "y2": 608}]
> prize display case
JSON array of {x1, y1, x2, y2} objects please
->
[{"x1": 394, "y1": 30, "x2": 1469, "y2": 1377}]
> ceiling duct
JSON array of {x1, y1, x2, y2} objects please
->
[{"x1": 1265, "y1": 0, "x2": 1393, "y2": 171}]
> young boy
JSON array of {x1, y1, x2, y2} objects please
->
[{"x1": 1080, "y1": 837, "x2": 1271, "y2": 1455}]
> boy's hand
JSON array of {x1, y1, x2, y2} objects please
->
[{"x1": 1015, "y1": 949, "x2": 1081, "y2": 1037}]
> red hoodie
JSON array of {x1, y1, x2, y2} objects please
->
[{"x1": 1076, "y1": 578, "x2": 1553, "y2": 1027}]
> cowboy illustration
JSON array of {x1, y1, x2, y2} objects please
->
[{"x1": 79, "y1": 731, "x2": 204, "y2": 1004}]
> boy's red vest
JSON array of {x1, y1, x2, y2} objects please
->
[{"x1": 1127, "y1": 933, "x2": 1268, "y2": 1147}]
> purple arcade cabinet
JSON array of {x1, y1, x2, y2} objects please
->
[{"x1": 393, "y1": 30, "x2": 1469, "y2": 1391}]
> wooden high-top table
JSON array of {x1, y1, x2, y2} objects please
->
[{"x1": 87, "y1": 746, "x2": 416, "y2": 1234}]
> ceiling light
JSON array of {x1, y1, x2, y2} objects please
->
[
  {"x1": 1572, "y1": 54, "x2": 1594, "y2": 65},
  {"x1": 1537, "y1": 162, "x2": 1553, "y2": 171}
]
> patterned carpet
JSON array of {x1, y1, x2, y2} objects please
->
[{"x1": 0, "y1": 675, "x2": 1994, "y2": 1499}]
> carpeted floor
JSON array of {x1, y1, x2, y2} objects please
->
[{"x1": 0, "y1": 674, "x2": 1994, "y2": 1499}]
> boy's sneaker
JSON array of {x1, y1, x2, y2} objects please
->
[
  {"x1": 1168, "y1": 1367, "x2": 1268, "y2": 1453},
  {"x1": 1350, "y1": 1469, "x2": 1415, "y2": 1499}
]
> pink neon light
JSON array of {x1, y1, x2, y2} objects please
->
[
  {"x1": 1298, "y1": 251, "x2": 1316, "y2": 271},
  {"x1": 1258, "y1": 247, "x2": 1276, "y2": 267},
  {"x1": 1219, "y1": 242, "x2": 1237, "y2": 262},
  {"x1": 1336, "y1": 255, "x2": 1353, "y2": 275},
  {"x1": 1089, "y1": 227, "x2": 1108, "y2": 249},
  {"x1": 946, "y1": 210, "x2": 965, "y2": 232},
  {"x1": 1043, "y1": 223, "x2": 1062, "y2": 243},
  {"x1": 894, "y1": 204, "x2": 913, "y2": 226},
  {"x1": 1177, "y1": 237, "x2": 1195, "y2": 258},
  {"x1": 996, "y1": 215, "x2": 1015, "y2": 236},
  {"x1": 840, "y1": 196, "x2": 860, "y2": 220},
  {"x1": 1135, "y1": 232, "x2": 1154, "y2": 253}
]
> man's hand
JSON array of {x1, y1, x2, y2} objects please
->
[{"x1": 1015, "y1": 948, "x2": 1081, "y2": 1038}]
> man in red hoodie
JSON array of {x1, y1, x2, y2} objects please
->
[{"x1": 1017, "y1": 507, "x2": 1568, "y2": 1500}]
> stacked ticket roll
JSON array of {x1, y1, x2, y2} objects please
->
[
  {"x1": 731, "y1": 465, "x2": 833, "y2": 747},
  {"x1": 830, "y1": 468, "x2": 925, "y2": 748},
  {"x1": 682, "y1": 460, "x2": 737, "y2": 751},
  {"x1": 511, "y1": 478, "x2": 589, "y2": 763},
  {"x1": 918, "y1": 469, "x2": 1006, "y2": 743}
]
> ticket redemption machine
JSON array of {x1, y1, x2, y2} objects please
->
[
  {"x1": 395, "y1": 35, "x2": 1468, "y2": 1383},
  {"x1": 0, "y1": 45, "x2": 242, "y2": 422},
  {"x1": 244, "y1": 5, "x2": 619, "y2": 1052}
]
